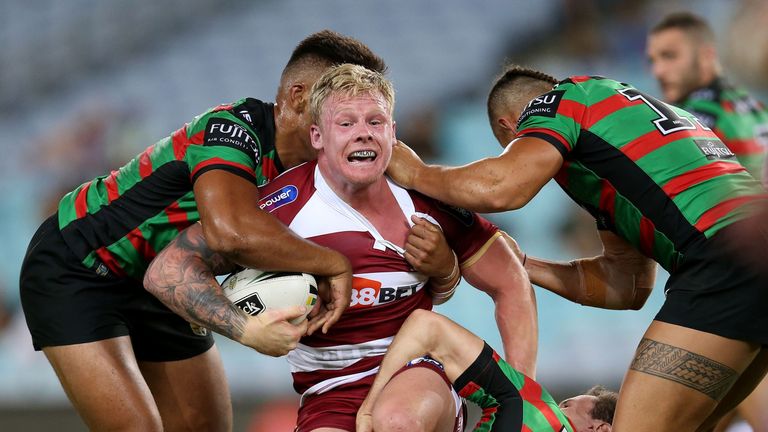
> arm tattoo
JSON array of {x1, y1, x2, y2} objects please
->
[
  {"x1": 629, "y1": 338, "x2": 739, "y2": 401},
  {"x1": 145, "y1": 226, "x2": 247, "y2": 341}
]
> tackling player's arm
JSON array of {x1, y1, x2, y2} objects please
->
[
  {"x1": 194, "y1": 170, "x2": 351, "y2": 334},
  {"x1": 144, "y1": 223, "x2": 308, "y2": 356},
  {"x1": 524, "y1": 230, "x2": 657, "y2": 310},
  {"x1": 357, "y1": 310, "x2": 523, "y2": 432},
  {"x1": 386, "y1": 137, "x2": 563, "y2": 213}
]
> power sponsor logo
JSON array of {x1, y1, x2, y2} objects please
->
[
  {"x1": 259, "y1": 185, "x2": 298, "y2": 212},
  {"x1": 695, "y1": 139, "x2": 736, "y2": 160},
  {"x1": 204, "y1": 118, "x2": 260, "y2": 164},
  {"x1": 517, "y1": 90, "x2": 565, "y2": 128},
  {"x1": 349, "y1": 272, "x2": 427, "y2": 309}
]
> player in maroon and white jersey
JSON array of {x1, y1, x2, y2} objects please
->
[{"x1": 146, "y1": 64, "x2": 534, "y2": 432}]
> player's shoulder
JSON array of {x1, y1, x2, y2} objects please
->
[
  {"x1": 408, "y1": 189, "x2": 477, "y2": 228},
  {"x1": 190, "y1": 97, "x2": 273, "y2": 127},
  {"x1": 257, "y1": 161, "x2": 315, "y2": 212}
]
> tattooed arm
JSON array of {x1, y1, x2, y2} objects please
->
[{"x1": 144, "y1": 223, "x2": 308, "y2": 356}]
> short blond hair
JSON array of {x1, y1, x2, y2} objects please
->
[{"x1": 309, "y1": 63, "x2": 395, "y2": 125}]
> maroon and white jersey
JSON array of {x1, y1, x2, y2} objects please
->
[{"x1": 257, "y1": 161, "x2": 499, "y2": 401}]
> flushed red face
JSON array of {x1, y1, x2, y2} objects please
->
[
  {"x1": 646, "y1": 28, "x2": 706, "y2": 103},
  {"x1": 311, "y1": 91, "x2": 395, "y2": 193}
]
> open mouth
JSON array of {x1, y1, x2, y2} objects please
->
[{"x1": 347, "y1": 150, "x2": 377, "y2": 163}]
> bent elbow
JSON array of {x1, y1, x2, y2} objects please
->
[
  {"x1": 629, "y1": 286, "x2": 653, "y2": 310},
  {"x1": 486, "y1": 187, "x2": 534, "y2": 212},
  {"x1": 202, "y1": 223, "x2": 242, "y2": 257},
  {"x1": 483, "y1": 194, "x2": 526, "y2": 213}
]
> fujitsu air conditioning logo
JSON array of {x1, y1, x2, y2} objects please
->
[
  {"x1": 205, "y1": 118, "x2": 260, "y2": 163},
  {"x1": 258, "y1": 185, "x2": 299, "y2": 212},
  {"x1": 517, "y1": 90, "x2": 565, "y2": 127},
  {"x1": 695, "y1": 139, "x2": 735, "y2": 160}
]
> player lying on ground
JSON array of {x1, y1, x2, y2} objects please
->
[{"x1": 357, "y1": 309, "x2": 617, "y2": 432}]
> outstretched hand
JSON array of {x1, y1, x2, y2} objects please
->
[{"x1": 386, "y1": 140, "x2": 425, "y2": 190}]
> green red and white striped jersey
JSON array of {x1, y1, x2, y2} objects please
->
[
  {"x1": 517, "y1": 76, "x2": 767, "y2": 272},
  {"x1": 57, "y1": 98, "x2": 284, "y2": 279},
  {"x1": 456, "y1": 349, "x2": 573, "y2": 432},
  {"x1": 678, "y1": 78, "x2": 768, "y2": 182}
]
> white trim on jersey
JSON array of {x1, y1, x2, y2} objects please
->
[
  {"x1": 312, "y1": 166, "x2": 442, "y2": 253},
  {"x1": 299, "y1": 367, "x2": 381, "y2": 406},
  {"x1": 288, "y1": 336, "x2": 394, "y2": 373}
]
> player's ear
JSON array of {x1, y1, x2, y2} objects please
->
[
  {"x1": 699, "y1": 42, "x2": 719, "y2": 69},
  {"x1": 289, "y1": 83, "x2": 308, "y2": 113},
  {"x1": 310, "y1": 124, "x2": 323, "y2": 151},
  {"x1": 595, "y1": 422, "x2": 612, "y2": 432},
  {"x1": 497, "y1": 116, "x2": 516, "y2": 134}
]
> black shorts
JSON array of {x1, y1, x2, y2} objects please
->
[
  {"x1": 19, "y1": 214, "x2": 214, "y2": 361},
  {"x1": 656, "y1": 220, "x2": 768, "y2": 345}
]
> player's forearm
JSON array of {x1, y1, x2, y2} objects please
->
[
  {"x1": 203, "y1": 212, "x2": 351, "y2": 277},
  {"x1": 525, "y1": 255, "x2": 655, "y2": 310},
  {"x1": 195, "y1": 170, "x2": 351, "y2": 277},
  {"x1": 524, "y1": 256, "x2": 582, "y2": 303},
  {"x1": 360, "y1": 313, "x2": 436, "y2": 415},
  {"x1": 416, "y1": 161, "x2": 529, "y2": 213},
  {"x1": 144, "y1": 227, "x2": 248, "y2": 341}
]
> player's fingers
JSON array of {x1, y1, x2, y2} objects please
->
[
  {"x1": 403, "y1": 250, "x2": 419, "y2": 266},
  {"x1": 322, "y1": 301, "x2": 344, "y2": 334},
  {"x1": 307, "y1": 314, "x2": 327, "y2": 336},
  {"x1": 274, "y1": 304, "x2": 308, "y2": 321},
  {"x1": 295, "y1": 318, "x2": 309, "y2": 336},
  {"x1": 405, "y1": 234, "x2": 432, "y2": 255}
]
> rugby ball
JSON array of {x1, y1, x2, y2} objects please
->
[{"x1": 221, "y1": 269, "x2": 318, "y2": 325}]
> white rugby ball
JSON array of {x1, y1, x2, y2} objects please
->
[{"x1": 221, "y1": 268, "x2": 318, "y2": 325}]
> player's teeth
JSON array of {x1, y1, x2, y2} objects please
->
[{"x1": 350, "y1": 150, "x2": 376, "y2": 158}]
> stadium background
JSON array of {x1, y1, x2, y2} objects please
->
[{"x1": 0, "y1": 0, "x2": 766, "y2": 430}]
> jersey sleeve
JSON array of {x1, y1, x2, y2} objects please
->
[
  {"x1": 185, "y1": 111, "x2": 261, "y2": 186},
  {"x1": 515, "y1": 82, "x2": 588, "y2": 156},
  {"x1": 427, "y1": 201, "x2": 500, "y2": 266}
]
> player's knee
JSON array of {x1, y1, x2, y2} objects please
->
[
  {"x1": 171, "y1": 413, "x2": 232, "y2": 432},
  {"x1": 84, "y1": 411, "x2": 163, "y2": 432},
  {"x1": 163, "y1": 404, "x2": 231, "y2": 432},
  {"x1": 372, "y1": 405, "x2": 429, "y2": 432},
  {"x1": 406, "y1": 309, "x2": 433, "y2": 326}
]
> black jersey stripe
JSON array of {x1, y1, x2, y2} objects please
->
[
  {"x1": 60, "y1": 161, "x2": 191, "y2": 261},
  {"x1": 575, "y1": 130, "x2": 705, "y2": 253}
]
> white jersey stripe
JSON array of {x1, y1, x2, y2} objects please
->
[
  {"x1": 299, "y1": 367, "x2": 380, "y2": 405},
  {"x1": 287, "y1": 336, "x2": 394, "y2": 373}
]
